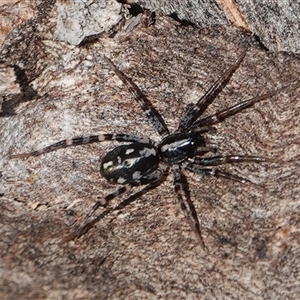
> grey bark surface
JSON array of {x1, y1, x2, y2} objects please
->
[
  {"x1": 1, "y1": 1, "x2": 300, "y2": 299},
  {"x1": 137, "y1": 0, "x2": 300, "y2": 53}
]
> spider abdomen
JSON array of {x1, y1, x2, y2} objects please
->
[{"x1": 100, "y1": 143, "x2": 159, "y2": 185}]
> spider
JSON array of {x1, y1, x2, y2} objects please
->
[{"x1": 13, "y1": 52, "x2": 289, "y2": 250}]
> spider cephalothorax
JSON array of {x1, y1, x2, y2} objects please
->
[{"x1": 13, "y1": 53, "x2": 288, "y2": 250}]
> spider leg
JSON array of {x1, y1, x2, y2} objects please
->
[
  {"x1": 185, "y1": 164, "x2": 257, "y2": 186},
  {"x1": 11, "y1": 133, "x2": 152, "y2": 158},
  {"x1": 61, "y1": 165, "x2": 169, "y2": 242},
  {"x1": 60, "y1": 186, "x2": 132, "y2": 243},
  {"x1": 172, "y1": 165, "x2": 207, "y2": 251},
  {"x1": 85, "y1": 185, "x2": 129, "y2": 218},
  {"x1": 104, "y1": 56, "x2": 170, "y2": 137},
  {"x1": 190, "y1": 85, "x2": 292, "y2": 129},
  {"x1": 178, "y1": 52, "x2": 246, "y2": 131},
  {"x1": 192, "y1": 155, "x2": 273, "y2": 166}
]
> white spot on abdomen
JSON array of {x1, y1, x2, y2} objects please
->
[
  {"x1": 125, "y1": 148, "x2": 135, "y2": 155},
  {"x1": 132, "y1": 171, "x2": 142, "y2": 180},
  {"x1": 103, "y1": 161, "x2": 113, "y2": 170},
  {"x1": 117, "y1": 177, "x2": 126, "y2": 184},
  {"x1": 139, "y1": 147, "x2": 156, "y2": 157}
]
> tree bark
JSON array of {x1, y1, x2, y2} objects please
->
[{"x1": 1, "y1": 1, "x2": 300, "y2": 299}]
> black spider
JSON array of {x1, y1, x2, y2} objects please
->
[{"x1": 13, "y1": 53, "x2": 288, "y2": 250}]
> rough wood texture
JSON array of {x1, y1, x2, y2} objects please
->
[
  {"x1": 1, "y1": 1, "x2": 300, "y2": 299},
  {"x1": 137, "y1": 0, "x2": 300, "y2": 53}
]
